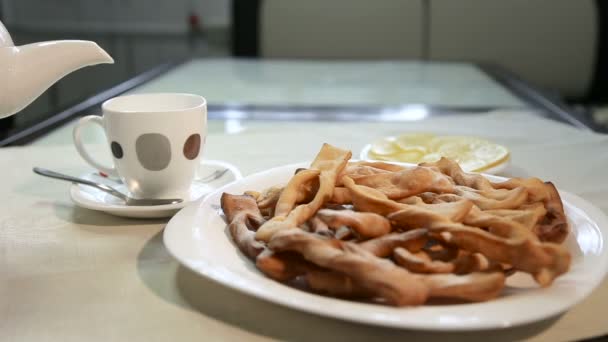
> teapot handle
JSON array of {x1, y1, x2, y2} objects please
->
[{"x1": 72, "y1": 115, "x2": 119, "y2": 177}]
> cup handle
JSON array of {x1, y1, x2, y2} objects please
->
[{"x1": 72, "y1": 115, "x2": 118, "y2": 177}]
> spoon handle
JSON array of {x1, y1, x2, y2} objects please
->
[{"x1": 33, "y1": 167, "x2": 128, "y2": 202}]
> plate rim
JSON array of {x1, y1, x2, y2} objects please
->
[{"x1": 163, "y1": 161, "x2": 608, "y2": 331}]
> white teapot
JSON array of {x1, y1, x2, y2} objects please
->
[{"x1": 0, "y1": 20, "x2": 114, "y2": 118}]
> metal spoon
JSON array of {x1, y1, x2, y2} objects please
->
[
  {"x1": 33, "y1": 167, "x2": 183, "y2": 206},
  {"x1": 198, "y1": 167, "x2": 229, "y2": 182}
]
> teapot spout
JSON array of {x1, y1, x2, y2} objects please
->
[
  {"x1": 0, "y1": 40, "x2": 114, "y2": 118},
  {"x1": 40, "y1": 40, "x2": 114, "y2": 65},
  {"x1": 0, "y1": 20, "x2": 14, "y2": 47}
]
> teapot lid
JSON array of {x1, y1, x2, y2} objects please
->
[{"x1": 0, "y1": 21, "x2": 14, "y2": 47}]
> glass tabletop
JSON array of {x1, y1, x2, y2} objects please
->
[
  {"x1": 0, "y1": 58, "x2": 599, "y2": 146},
  {"x1": 128, "y1": 59, "x2": 526, "y2": 108}
]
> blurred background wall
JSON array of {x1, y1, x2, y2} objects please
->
[
  {"x1": 0, "y1": 0, "x2": 232, "y2": 128},
  {"x1": 0, "y1": 0, "x2": 603, "y2": 128}
]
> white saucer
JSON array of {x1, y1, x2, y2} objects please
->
[{"x1": 70, "y1": 159, "x2": 242, "y2": 218}]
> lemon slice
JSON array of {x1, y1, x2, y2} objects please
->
[
  {"x1": 366, "y1": 133, "x2": 509, "y2": 173},
  {"x1": 369, "y1": 138, "x2": 399, "y2": 156},
  {"x1": 394, "y1": 133, "x2": 434, "y2": 153},
  {"x1": 382, "y1": 150, "x2": 425, "y2": 163},
  {"x1": 430, "y1": 136, "x2": 510, "y2": 172}
]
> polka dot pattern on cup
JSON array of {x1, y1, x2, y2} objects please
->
[
  {"x1": 111, "y1": 141, "x2": 123, "y2": 159},
  {"x1": 183, "y1": 133, "x2": 201, "y2": 160},
  {"x1": 136, "y1": 133, "x2": 171, "y2": 171}
]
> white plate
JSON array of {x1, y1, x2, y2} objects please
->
[
  {"x1": 359, "y1": 144, "x2": 510, "y2": 175},
  {"x1": 70, "y1": 159, "x2": 242, "y2": 218},
  {"x1": 163, "y1": 162, "x2": 608, "y2": 330}
]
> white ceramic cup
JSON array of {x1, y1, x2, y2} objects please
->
[{"x1": 73, "y1": 93, "x2": 207, "y2": 199}]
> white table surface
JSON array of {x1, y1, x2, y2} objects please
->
[{"x1": 2, "y1": 111, "x2": 608, "y2": 341}]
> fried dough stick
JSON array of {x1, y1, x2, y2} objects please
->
[
  {"x1": 421, "y1": 272, "x2": 505, "y2": 302},
  {"x1": 306, "y1": 215, "x2": 331, "y2": 236},
  {"x1": 305, "y1": 270, "x2": 372, "y2": 298},
  {"x1": 349, "y1": 161, "x2": 407, "y2": 172},
  {"x1": 352, "y1": 181, "x2": 570, "y2": 286},
  {"x1": 337, "y1": 164, "x2": 391, "y2": 184},
  {"x1": 423, "y1": 158, "x2": 569, "y2": 243},
  {"x1": 419, "y1": 193, "x2": 552, "y2": 244},
  {"x1": 269, "y1": 230, "x2": 505, "y2": 304},
  {"x1": 357, "y1": 229, "x2": 428, "y2": 257},
  {"x1": 256, "y1": 186, "x2": 282, "y2": 210},
  {"x1": 347, "y1": 241, "x2": 505, "y2": 302},
  {"x1": 423, "y1": 241, "x2": 460, "y2": 261},
  {"x1": 343, "y1": 176, "x2": 473, "y2": 222},
  {"x1": 495, "y1": 179, "x2": 569, "y2": 243},
  {"x1": 341, "y1": 176, "x2": 408, "y2": 216},
  {"x1": 393, "y1": 248, "x2": 455, "y2": 273},
  {"x1": 255, "y1": 169, "x2": 320, "y2": 214},
  {"x1": 260, "y1": 172, "x2": 352, "y2": 209},
  {"x1": 220, "y1": 193, "x2": 266, "y2": 259},
  {"x1": 256, "y1": 249, "x2": 313, "y2": 281},
  {"x1": 256, "y1": 144, "x2": 352, "y2": 242},
  {"x1": 484, "y1": 203, "x2": 547, "y2": 230},
  {"x1": 256, "y1": 249, "x2": 371, "y2": 298},
  {"x1": 454, "y1": 186, "x2": 528, "y2": 210},
  {"x1": 421, "y1": 158, "x2": 530, "y2": 209},
  {"x1": 258, "y1": 237, "x2": 503, "y2": 302},
  {"x1": 331, "y1": 187, "x2": 352, "y2": 204},
  {"x1": 432, "y1": 226, "x2": 570, "y2": 286},
  {"x1": 335, "y1": 162, "x2": 406, "y2": 186},
  {"x1": 316, "y1": 209, "x2": 392, "y2": 239},
  {"x1": 420, "y1": 192, "x2": 546, "y2": 231},
  {"x1": 255, "y1": 167, "x2": 321, "y2": 207},
  {"x1": 421, "y1": 157, "x2": 495, "y2": 191},
  {"x1": 463, "y1": 206, "x2": 537, "y2": 239},
  {"x1": 258, "y1": 184, "x2": 352, "y2": 207},
  {"x1": 388, "y1": 207, "x2": 569, "y2": 286},
  {"x1": 274, "y1": 169, "x2": 321, "y2": 217},
  {"x1": 393, "y1": 248, "x2": 498, "y2": 274},
  {"x1": 352, "y1": 166, "x2": 455, "y2": 199},
  {"x1": 268, "y1": 229, "x2": 430, "y2": 306}
]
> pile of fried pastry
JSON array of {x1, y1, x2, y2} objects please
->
[{"x1": 220, "y1": 143, "x2": 570, "y2": 306}]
